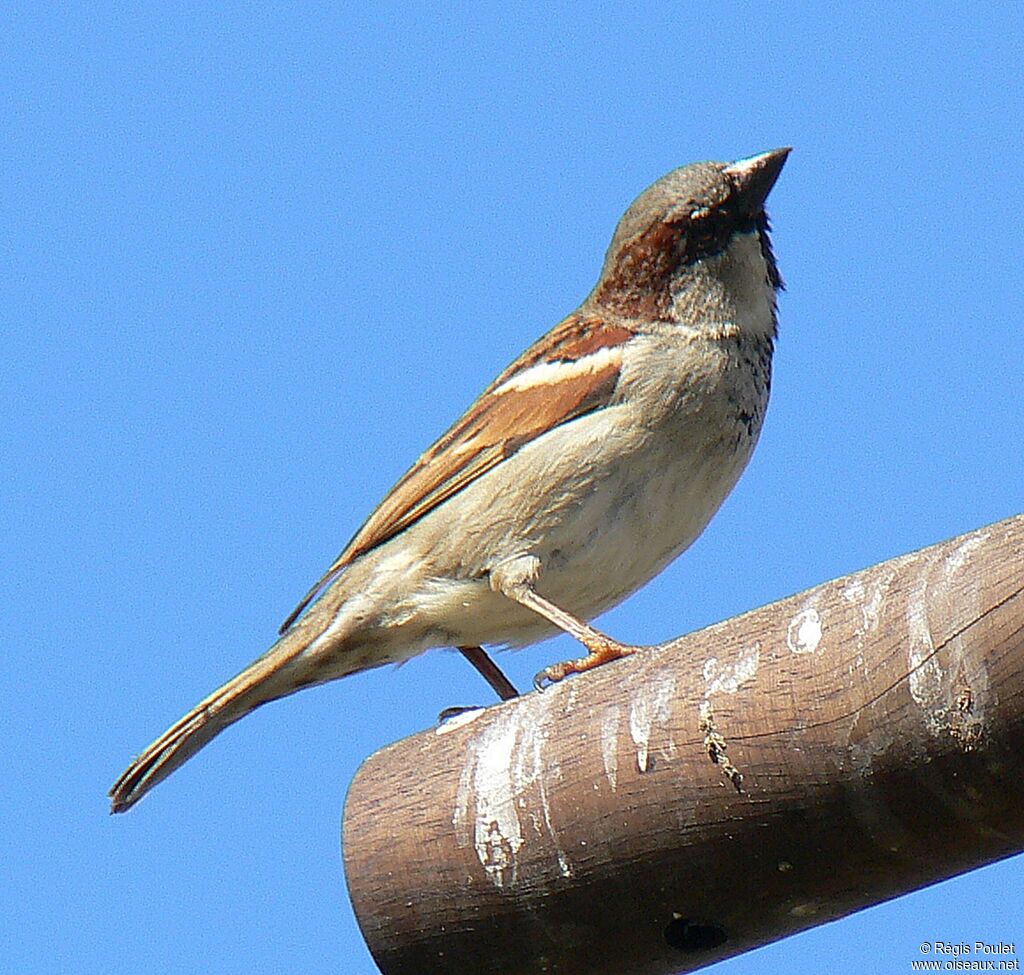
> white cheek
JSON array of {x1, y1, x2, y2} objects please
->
[
  {"x1": 666, "y1": 231, "x2": 776, "y2": 341},
  {"x1": 721, "y1": 233, "x2": 776, "y2": 335}
]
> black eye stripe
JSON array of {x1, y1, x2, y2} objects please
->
[{"x1": 678, "y1": 210, "x2": 759, "y2": 264}]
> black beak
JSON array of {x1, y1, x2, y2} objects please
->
[{"x1": 724, "y1": 147, "x2": 791, "y2": 215}]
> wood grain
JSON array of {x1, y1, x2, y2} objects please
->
[{"x1": 343, "y1": 514, "x2": 1024, "y2": 975}]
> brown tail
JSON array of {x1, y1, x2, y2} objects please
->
[{"x1": 109, "y1": 619, "x2": 330, "y2": 813}]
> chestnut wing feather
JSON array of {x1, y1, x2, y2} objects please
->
[{"x1": 279, "y1": 314, "x2": 634, "y2": 633}]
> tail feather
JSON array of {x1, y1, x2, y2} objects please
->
[{"x1": 109, "y1": 624, "x2": 322, "y2": 813}]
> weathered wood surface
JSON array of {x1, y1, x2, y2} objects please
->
[{"x1": 343, "y1": 515, "x2": 1024, "y2": 975}]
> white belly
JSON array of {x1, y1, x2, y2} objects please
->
[{"x1": 386, "y1": 363, "x2": 766, "y2": 651}]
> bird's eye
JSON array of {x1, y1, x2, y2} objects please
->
[{"x1": 688, "y1": 208, "x2": 719, "y2": 243}]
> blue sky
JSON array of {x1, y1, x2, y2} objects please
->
[{"x1": 4, "y1": 3, "x2": 1023, "y2": 972}]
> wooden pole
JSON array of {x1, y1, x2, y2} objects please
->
[{"x1": 342, "y1": 515, "x2": 1024, "y2": 975}]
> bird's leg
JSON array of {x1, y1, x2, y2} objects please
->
[
  {"x1": 511, "y1": 585, "x2": 638, "y2": 689},
  {"x1": 489, "y1": 556, "x2": 638, "y2": 690},
  {"x1": 438, "y1": 646, "x2": 518, "y2": 723},
  {"x1": 457, "y1": 645, "x2": 519, "y2": 701}
]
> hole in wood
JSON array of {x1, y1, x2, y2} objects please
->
[{"x1": 663, "y1": 917, "x2": 728, "y2": 953}]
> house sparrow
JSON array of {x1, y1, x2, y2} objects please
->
[{"x1": 110, "y1": 147, "x2": 789, "y2": 812}]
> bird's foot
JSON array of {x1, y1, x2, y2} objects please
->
[
  {"x1": 437, "y1": 705, "x2": 485, "y2": 725},
  {"x1": 534, "y1": 636, "x2": 640, "y2": 691}
]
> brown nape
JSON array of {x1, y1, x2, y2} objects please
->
[{"x1": 591, "y1": 220, "x2": 679, "y2": 320}]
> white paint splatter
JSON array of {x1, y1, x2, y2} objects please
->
[
  {"x1": 628, "y1": 670, "x2": 676, "y2": 772},
  {"x1": 466, "y1": 711, "x2": 524, "y2": 888},
  {"x1": 906, "y1": 563, "x2": 945, "y2": 735},
  {"x1": 943, "y1": 531, "x2": 988, "y2": 577},
  {"x1": 904, "y1": 537, "x2": 993, "y2": 743},
  {"x1": 600, "y1": 707, "x2": 620, "y2": 791},
  {"x1": 703, "y1": 643, "x2": 760, "y2": 696},
  {"x1": 842, "y1": 569, "x2": 894, "y2": 640},
  {"x1": 452, "y1": 695, "x2": 576, "y2": 888},
  {"x1": 787, "y1": 607, "x2": 822, "y2": 654},
  {"x1": 862, "y1": 572, "x2": 894, "y2": 634},
  {"x1": 515, "y1": 693, "x2": 572, "y2": 879},
  {"x1": 842, "y1": 579, "x2": 865, "y2": 603}
]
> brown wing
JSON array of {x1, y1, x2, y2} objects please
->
[{"x1": 279, "y1": 313, "x2": 635, "y2": 632}]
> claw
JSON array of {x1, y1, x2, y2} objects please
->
[
  {"x1": 533, "y1": 670, "x2": 553, "y2": 692},
  {"x1": 535, "y1": 641, "x2": 641, "y2": 692},
  {"x1": 437, "y1": 705, "x2": 483, "y2": 724},
  {"x1": 534, "y1": 660, "x2": 573, "y2": 691}
]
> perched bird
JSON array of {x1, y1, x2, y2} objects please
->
[{"x1": 110, "y1": 147, "x2": 789, "y2": 812}]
